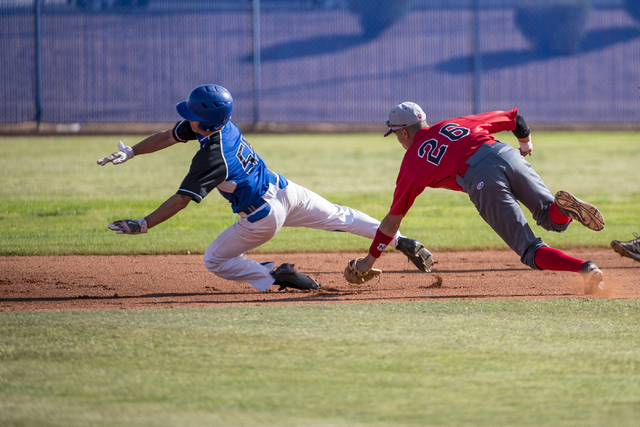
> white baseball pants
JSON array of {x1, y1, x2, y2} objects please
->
[{"x1": 203, "y1": 179, "x2": 401, "y2": 291}]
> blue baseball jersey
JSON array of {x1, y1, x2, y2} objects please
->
[{"x1": 173, "y1": 120, "x2": 271, "y2": 213}]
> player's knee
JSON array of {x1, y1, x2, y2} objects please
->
[{"x1": 203, "y1": 254, "x2": 224, "y2": 274}]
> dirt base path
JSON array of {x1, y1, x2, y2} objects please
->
[{"x1": 1, "y1": 248, "x2": 638, "y2": 312}]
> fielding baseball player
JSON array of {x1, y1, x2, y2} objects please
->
[
  {"x1": 98, "y1": 84, "x2": 433, "y2": 292},
  {"x1": 344, "y1": 102, "x2": 606, "y2": 293}
]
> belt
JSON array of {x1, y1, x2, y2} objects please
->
[{"x1": 241, "y1": 171, "x2": 288, "y2": 215}]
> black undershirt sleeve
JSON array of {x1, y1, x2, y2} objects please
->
[
  {"x1": 512, "y1": 114, "x2": 531, "y2": 139},
  {"x1": 176, "y1": 135, "x2": 227, "y2": 203},
  {"x1": 172, "y1": 120, "x2": 197, "y2": 142}
]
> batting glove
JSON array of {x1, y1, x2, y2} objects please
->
[
  {"x1": 518, "y1": 137, "x2": 533, "y2": 157},
  {"x1": 97, "y1": 141, "x2": 134, "y2": 166},
  {"x1": 108, "y1": 218, "x2": 148, "y2": 235}
]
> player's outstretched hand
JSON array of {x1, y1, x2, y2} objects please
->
[
  {"x1": 108, "y1": 218, "x2": 148, "y2": 235},
  {"x1": 97, "y1": 141, "x2": 134, "y2": 166}
]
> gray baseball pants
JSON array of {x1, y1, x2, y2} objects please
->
[{"x1": 456, "y1": 142, "x2": 569, "y2": 269}]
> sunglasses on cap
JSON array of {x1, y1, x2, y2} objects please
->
[{"x1": 384, "y1": 120, "x2": 407, "y2": 137}]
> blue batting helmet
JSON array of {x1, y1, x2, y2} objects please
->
[{"x1": 176, "y1": 84, "x2": 233, "y2": 132}]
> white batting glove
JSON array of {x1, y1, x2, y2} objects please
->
[
  {"x1": 108, "y1": 218, "x2": 148, "y2": 235},
  {"x1": 97, "y1": 141, "x2": 134, "y2": 166},
  {"x1": 518, "y1": 137, "x2": 533, "y2": 157}
]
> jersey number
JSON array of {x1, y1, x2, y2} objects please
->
[
  {"x1": 440, "y1": 123, "x2": 470, "y2": 141},
  {"x1": 236, "y1": 137, "x2": 257, "y2": 174},
  {"x1": 418, "y1": 139, "x2": 447, "y2": 165}
]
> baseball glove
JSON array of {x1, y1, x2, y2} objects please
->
[
  {"x1": 344, "y1": 258, "x2": 382, "y2": 284},
  {"x1": 396, "y1": 237, "x2": 434, "y2": 273}
]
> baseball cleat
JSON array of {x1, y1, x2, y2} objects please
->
[
  {"x1": 271, "y1": 263, "x2": 321, "y2": 291},
  {"x1": 580, "y1": 261, "x2": 604, "y2": 294},
  {"x1": 610, "y1": 232, "x2": 640, "y2": 262},
  {"x1": 554, "y1": 191, "x2": 605, "y2": 231},
  {"x1": 395, "y1": 237, "x2": 434, "y2": 273}
]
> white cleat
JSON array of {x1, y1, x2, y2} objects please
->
[{"x1": 581, "y1": 261, "x2": 604, "y2": 295}]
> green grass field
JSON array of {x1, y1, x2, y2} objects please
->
[
  {"x1": 0, "y1": 300, "x2": 640, "y2": 426},
  {"x1": 1, "y1": 131, "x2": 639, "y2": 426},
  {"x1": 2, "y1": 300, "x2": 640, "y2": 427},
  {"x1": 0, "y1": 131, "x2": 639, "y2": 255}
]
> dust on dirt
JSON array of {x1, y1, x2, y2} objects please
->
[{"x1": 0, "y1": 248, "x2": 637, "y2": 312}]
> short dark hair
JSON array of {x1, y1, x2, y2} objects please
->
[{"x1": 404, "y1": 121, "x2": 427, "y2": 135}]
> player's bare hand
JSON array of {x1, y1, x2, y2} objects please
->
[
  {"x1": 108, "y1": 218, "x2": 148, "y2": 234},
  {"x1": 97, "y1": 141, "x2": 134, "y2": 166}
]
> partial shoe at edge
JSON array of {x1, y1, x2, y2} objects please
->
[{"x1": 611, "y1": 232, "x2": 640, "y2": 262}]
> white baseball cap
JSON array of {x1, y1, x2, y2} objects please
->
[{"x1": 384, "y1": 102, "x2": 426, "y2": 137}]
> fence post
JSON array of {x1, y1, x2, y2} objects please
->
[
  {"x1": 252, "y1": 0, "x2": 261, "y2": 124},
  {"x1": 473, "y1": 0, "x2": 482, "y2": 114},
  {"x1": 35, "y1": 0, "x2": 43, "y2": 125}
]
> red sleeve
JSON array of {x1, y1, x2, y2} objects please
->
[
  {"x1": 470, "y1": 108, "x2": 518, "y2": 135},
  {"x1": 389, "y1": 168, "x2": 425, "y2": 216}
]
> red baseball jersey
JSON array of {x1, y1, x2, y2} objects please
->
[{"x1": 389, "y1": 108, "x2": 519, "y2": 216}]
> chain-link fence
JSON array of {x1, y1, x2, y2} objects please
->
[{"x1": 1, "y1": 0, "x2": 639, "y2": 129}]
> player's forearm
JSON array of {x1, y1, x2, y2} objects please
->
[
  {"x1": 512, "y1": 114, "x2": 530, "y2": 139},
  {"x1": 512, "y1": 114, "x2": 533, "y2": 156},
  {"x1": 144, "y1": 194, "x2": 191, "y2": 228},
  {"x1": 359, "y1": 213, "x2": 404, "y2": 270},
  {"x1": 378, "y1": 213, "x2": 404, "y2": 237},
  {"x1": 132, "y1": 129, "x2": 179, "y2": 156}
]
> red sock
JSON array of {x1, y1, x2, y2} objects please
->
[
  {"x1": 549, "y1": 202, "x2": 572, "y2": 225},
  {"x1": 534, "y1": 246, "x2": 584, "y2": 272}
]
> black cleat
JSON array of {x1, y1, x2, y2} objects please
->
[
  {"x1": 271, "y1": 263, "x2": 321, "y2": 291},
  {"x1": 395, "y1": 237, "x2": 434, "y2": 273},
  {"x1": 611, "y1": 233, "x2": 640, "y2": 262}
]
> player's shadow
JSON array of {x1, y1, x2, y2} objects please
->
[
  {"x1": 243, "y1": 34, "x2": 367, "y2": 62},
  {"x1": 435, "y1": 27, "x2": 640, "y2": 74}
]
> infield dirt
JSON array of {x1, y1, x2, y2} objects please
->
[{"x1": 1, "y1": 248, "x2": 638, "y2": 312}]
